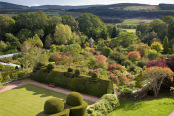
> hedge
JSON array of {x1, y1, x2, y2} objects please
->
[
  {"x1": 87, "y1": 94, "x2": 120, "y2": 116},
  {"x1": 31, "y1": 68, "x2": 113, "y2": 97},
  {"x1": 52, "y1": 109, "x2": 70, "y2": 116},
  {"x1": 69, "y1": 101, "x2": 88, "y2": 116}
]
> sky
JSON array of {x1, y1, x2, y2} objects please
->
[{"x1": 0, "y1": 0, "x2": 174, "y2": 6}]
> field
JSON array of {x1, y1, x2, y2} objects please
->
[
  {"x1": 121, "y1": 19, "x2": 154, "y2": 25},
  {"x1": 0, "y1": 84, "x2": 93, "y2": 116},
  {"x1": 121, "y1": 29, "x2": 136, "y2": 33},
  {"x1": 108, "y1": 91, "x2": 174, "y2": 116}
]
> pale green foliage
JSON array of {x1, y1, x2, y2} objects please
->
[
  {"x1": 87, "y1": 94, "x2": 120, "y2": 116},
  {"x1": 0, "y1": 41, "x2": 7, "y2": 51},
  {"x1": 147, "y1": 50, "x2": 161, "y2": 60},
  {"x1": 5, "y1": 33, "x2": 21, "y2": 49},
  {"x1": 50, "y1": 45, "x2": 56, "y2": 52},
  {"x1": 150, "y1": 42, "x2": 163, "y2": 53},
  {"x1": 54, "y1": 24, "x2": 72, "y2": 45},
  {"x1": 28, "y1": 34, "x2": 43, "y2": 48},
  {"x1": 118, "y1": 32, "x2": 138, "y2": 48}
]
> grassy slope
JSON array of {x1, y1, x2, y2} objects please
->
[
  {"x1": 0, "y1": 84, "x2": 93, "y2": 116},
  {"x1": 108, "y1": 91, "x2": 174, "y2": 116}
]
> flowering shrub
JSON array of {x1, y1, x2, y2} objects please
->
[
  {"x1": 128, "y1": 51, "x2": 141, "y2": 61},
  {"x1": 95, "y1": 55, "x2": 107, "y2": 67},
  {"x1": 55, "y1": 55, "x2": 69, "y2": 63}
]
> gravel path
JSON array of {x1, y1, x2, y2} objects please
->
[{"x1": 0, "y1": 79, "x2": 100, "y2": 103}]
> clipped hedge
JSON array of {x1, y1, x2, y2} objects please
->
[
  {"x1": 31, "y1": 69, "x2": 113, "y2": 97},
  {"x1": 53, "y1": 109, "x2": 70, "y2": 116},
  {"x1": 44, "y1": 98, "x2": 64, "y2": 114},
  {"x1": 69, "y1": 101, "x2": 88, "y2": 116},
  {"x1": 66, "y1": 92, "x2": 83, "y2": 106},
  {"x1": 87, "y1": 94, "x2": 120, "y2": 116}
]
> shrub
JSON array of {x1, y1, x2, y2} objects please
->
[
  {"x1": 137, "y1": 58, "x2": 149, "y2": 68},
  {"x1": 135, "y1": 72, "x2": 144, "y2": 88},
  {"x1": 150, "y1": 42, "x2": 163, "y2": 53},
  {"x1": 69, "y1": 101, "x2": 88, "y2": 116},
  {"x1": 54, "y1": 109, "x2": 70, "y2": 116},
  {"x1": 44, "y1": 98, "x2": 64, "y2": 114},
  {"x1": 68, "y1": 68, "x2": 73, "y2": 72},
  {"x1": 128, "y1": 44, "x2": 137, "y2": 52},
  {"x1": 128, "y1": 51, "x2": 141, "y2": 61},
  {"x1": 92, "y1": 72, "x2": 98, "y2": 79},
  {"x1": 137, "y1": 43, "x2": 150, "y2": 57},
  {"x1": 95, "y1": 55, "x2": 107, "y2": 67},
  {"x1": 50, "y1": 45, "x2": 56, "y2": 52},
  {"x1": 74, "y1": 69, "x2": 80, "y2": 77},
  {"x1": 129, "y1": 65, "x2": 136, "y2": 72},
  {"x1": 109, "y1": 51, "x2": 128, "y2": 64},
  {"x1": 147, "y1": 50, "x2": 161, "y2": 60},
  {"x1": 64, "y1": 72, "x2": 73, "y2": 78},
  {"x1": 47, "y1": 63, "x2": 54, "y2": 72},
  {"x1": 122, "y1": 60, "x2": 132, "y2": 67},
  {"x1": 87, "y1": 94, "x2": 120, "y2": 116},
  {"x1": 146, "y1": 57, "x2": 167, "y2": 68},
  {"x1": 102, "y1": 47, "x2": 113, "y2": 57},
  {"x1": 66, "y1": 92, "x2": 83, "y2": 106}
]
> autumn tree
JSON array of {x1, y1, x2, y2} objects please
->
[{"x1": 150, "y1": 42, "x2": 163, "y2": 53}]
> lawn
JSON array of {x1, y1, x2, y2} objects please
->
[
  {"x1": 108, "y1": 91, "x2": 174, "y2": 116},
  {"x1": 0, "y1": 84, "x2": 93, "y2": 116},
  {"x1": 122, "y1": 19, "x2": 154, "y2": 25},
  {"x1": 121, "y1": 29, "x2": 136, "y2": 33}
]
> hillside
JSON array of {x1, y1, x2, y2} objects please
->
[
  {"x1": 30, "y1": 5, "x2": 103, "y2": 10},
  {"x1": 0, "y1": 1, "x2": 28, "y2": 9}
]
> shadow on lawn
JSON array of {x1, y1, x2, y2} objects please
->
[
  {"x1": 119, "y1": 90, "x2": 174, "y2": 111},
  {"x1": 36, "y1": 111, "x2": 49, "y2": 116},
  {"x1": 13, "y1": 84, "x2": 66, "y2": 100}
]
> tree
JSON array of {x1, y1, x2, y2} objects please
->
[
  {"x1": 150, "y1": 19, "x2": 168, "y2": 40},
  {"x1": 61, "y1": 15, "x2": 79, "y2": 32},
  {"x1": 45, "y1": 34, "x2": 53, "y2": 48},
  {"x1": 163, "y1": 36, "x2": 169, "y2": 53},
  {"x1": 111, "y1": 26, "x2": 119, "y2": 38},
  {"x1": 0, "y1": 41, "x2": 6, "y2": 51},
  {"x1": 150, "y1": 42, "x2": 163, "y2": 53},
  {"x1": 128, "y1": 51, "x2": 141, "y2": 61},
  {"x1": 143, "y1": 67, "x2": 173, "y2": 97},
  {"x1": 16, "y1": 29, "x2": 32, "y2": 43},
  {"x1": 54, "y1": 24, "x2": 72, "y2": 45},
  {"x1": 5, "y1": 33, "x2": 21, "y2": 49},
  {"x1": 21, "y1": 41, "x2": 31, "y2": 53},
  {"x1": 118, "y1": 32, "x2": 138, "y2": 48},
  {"x1": 28, "y1": 34, "x2": 43, "y2": 48},
  {"x1": 0, "y1": 15, "x2": 15, "y2": 40},
  {"x1": 77, "y1": 13, "x2": 107, "y2": 40},
  {"x1": 106, "y1": 24, "x2": 114, "y2": 37}
]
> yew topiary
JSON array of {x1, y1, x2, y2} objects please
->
[
  {"x1": 66, "y1": 92, "x2": 83, "y2": 106},
  {"x1": 44, "y1": 98, "x2": 64, "y2": 114}
]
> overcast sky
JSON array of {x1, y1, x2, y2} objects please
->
[{"x1": 1, "y1": 0, "x2": 174, "y2": 6}]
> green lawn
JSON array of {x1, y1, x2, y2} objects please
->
[
  {"x1": 0, "y1": 84, "x2": 93, "y2": 116},
  {"x1": 122, "y1": 19, "x2": 154, "y2": 25},
  {"x1": 108, "y1": 91, "x2": 174, "y2": 116}
]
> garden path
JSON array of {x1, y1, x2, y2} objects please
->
[{"x1": 0, "y1": 78, "x2": 100, "y2": 103}]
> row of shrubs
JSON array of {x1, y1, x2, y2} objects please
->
[
  {"x1": 43, "y1": 92, "x2": 88, "y2": 116},
  {"x1": 0, "y1": 69, "x2": 32, "y2": 83},
  {"x1": 87, "y1": 94, "x2": 120, "y2": 116},
  {"x1": 31, "y1": 67, "x2": 113, "y2": 97}
]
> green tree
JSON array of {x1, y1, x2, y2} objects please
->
[
  {"x1": 106, "y1": 24, "x2": 114, "y2": 37},
  {"x1": 118, "y1": 32, "x2": 138, "y2": 48},
  {"x1": 28, "y1": 34, "x2": 43, "y2": 48},
  {"x1": 61, "y1": 15, "x2": 79, "y2": 32},
  {"x1": 150, "y1": 42, "x2": 163, "y2": 53},
  {"x1": 54, "y1": 24, "x2": 72, "y2": 45},
  {"x1": 111, "y1": 26, "x2": 119, "y2": 38},
  {"x1": 0, "y1": 15, "x2": 15, "y2": 40},
  {"x1": 163, "y1": 36, "x2": 169, "y2": 53},
  {"x1": 5, "y1": 33, "x2": 21, "y2": 49},
  {"x1": 16, "y1": 29, "x2": 32, "y2": 43},
  {"x1": 0, "y1": 41, "x2": 7, "y2": 51},
  {"x1": 45, "y1": 34, "x2": 53, "y2": 48},
  {"x1": 77, "y1": 13, "x2": 107, "y2": 40}
]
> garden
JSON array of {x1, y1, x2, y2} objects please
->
[{"x1": 0, "y1": 12, "x2": 174, "y2": 116}]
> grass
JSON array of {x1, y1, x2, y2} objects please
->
[
  {"x1": 121, "y1": 29, "x2": 136, "y2": 33},
  {"x1": 108, "y1": 91, "x2": 174, "y2": 116},
  {"x1": 121, "y1": 19, "x2": 154, "y2": 25},
  {"x1": 0, "y1": 84, "x2": 93, "y2": 116}
]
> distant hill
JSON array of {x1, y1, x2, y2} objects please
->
[
  {"x1": 0, "y1": 1, "x2": 28, "y2": 9},
  {"x1": 30, "y1": 5, "x2": 104, "y2": 10}
]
